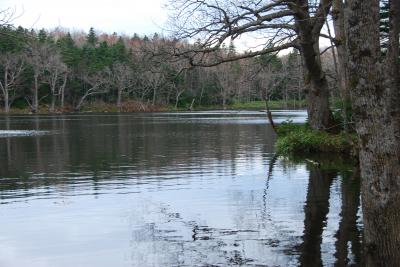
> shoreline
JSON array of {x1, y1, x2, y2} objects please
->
[{"x1": 0, "y1": 100, "x2": 307, "y2": 115}]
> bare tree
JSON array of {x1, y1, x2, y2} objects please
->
[
  {"x1": 111, "y1": 62, "x2": 135, "y2": 110},
  {"x1": 74, "y1": 68, "x2": 112, "y2": 111},
  {"x1": 214, "y1": 62, "x2": 238, "y2": 109},
  {"x1": 0, "y1": 53, "x2": 25, "y2": 112},
  {"x1": 142, "y1": 69, "x2": 165, "y2": 106},
  {"x1": 43, "y1": 52, "x2": 68, "y2": 112},
  {"x1": 26, "y1": 42, "x2": 53, "y2": 112},
  {"x1": 0, "y1": 7, "x2": 20, "y2": 28},
  {"x1": 167, "y1": 0, "x2": 335, "y2": 130}
]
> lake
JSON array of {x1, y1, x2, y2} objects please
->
[{"x1": 0, "y1": 111, "x2": 363, "y2": 266}]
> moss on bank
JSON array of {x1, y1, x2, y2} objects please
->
[{"x1": 275, "y1": 122, "x2": 358, "y2": 156}]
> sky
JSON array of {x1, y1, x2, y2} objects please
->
[
  {"x1": 0, "y1": 0, "x2": 167, "y2": 36},
  {"x1": 0, "y1": 0, "x2": 330, "y2": 52}
]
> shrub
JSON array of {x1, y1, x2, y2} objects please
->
[{"x1": 275, "y1": 121, "x2": 357, "y2": 156}]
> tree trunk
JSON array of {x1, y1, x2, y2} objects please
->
[
  {"x1": 189, "y1": 98, "x2": 195, "y2": 111},
  {"x1": 175, "y1": 90, "x2": 184, "y2": 109},
  {"x1": 199, "y1": 86, "x2": 204, "y2": 106},
  {"x1": 300, "y1": 48, "x2": 334, "y2": 130},
  {"x1": 4, "y1": 87, "x2": 9, "y2": 113},
  {"x1": 50, "y1": 94, "x2": 56, "y2": 113},
  {"x1": 292, "y1": 2, "x2": 335, "y2": 130},
  {"x1": 346, "y1": 0, "x2": 400, "y2": 265},
  {"x1": 33, "y1": 73, "x2": 39, "y2": 113},
  {"x1": 2, "y1": 69, "x2": 10, "y2": 113},
  {"x1": 75, "y1": 94, "x2": 89, "y2": 111},
  {"x1": 152, "y1": 87, "x2": 157, "y2": 105},
  {"x1": 60, "y1": 72, "x2": 68, "y2": 109},
  {"x1": 117, "y1": 88, "x2": 123, "y2": 111},
  {"x1": 332, "y1": 0, "x2": 351, "y2": 133}
]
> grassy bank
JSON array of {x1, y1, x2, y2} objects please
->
[
  {"x1": 229, "y1": 100, "x2": 306, "y2": 110},
  {"x1": 275, "y1": 122, "x2": 358, "y2": 156},
  {"x1": 168, "y1": 100, "x2": 307, "y2": 111}
]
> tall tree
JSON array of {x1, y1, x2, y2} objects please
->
[
  {"x1": 0, "y1": 53, "x2": 25, "y2": 112},
  {"x1": 346, "y1": 0, "x2": 400, "y2": 265},
  {"x1": 86, "y1": 27, "x2": 98, "y2": 46},
  {"x1": 111, "y1": 62, "x2": 134, "y2": 109},
  {"x1": 43, "y1": 51, "x2": 68, "y2": 112},
  {"x1": 27, "y1": 41, "x2": 56, "y2": 112},
  {"x1": 331, "y1": 0, "x2": 351, "y2": 132},
  {"x1": 167, "y1": 0, "x2": 335, "y2": 130}
]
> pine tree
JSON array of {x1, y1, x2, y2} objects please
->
[
  {"x1": 228, "y1": 40, "x2": 236, "y2": 56},
  {"x1": 86, "y1": 27, "x2": 98, "y2": 46},
  {"x1": 57, "y1": 32, "x2": 80, "y2": 67},
  {"x1": 110, "y1": 37, "x2": 126, "y2": 62},
  {"x1": 38, "y1": 29, "x2": 47, "y2": 43}
]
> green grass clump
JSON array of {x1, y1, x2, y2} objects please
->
[
  {"x1": 230, "y1": 100, "x2": 306, "y2": 110},
  {"x1": 275, "y1": 121, "x2": 357, "y2": 155}
]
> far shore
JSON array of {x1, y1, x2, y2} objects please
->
[{"x1": 0, "y1": 100, "x2": 307, "y2": 115}]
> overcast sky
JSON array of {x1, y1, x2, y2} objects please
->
[
  {"x1": 1, "y1": 0, "x2": 167, "y2": 36},
  {"x1": 1, "y1": 0, "x2": 330, "y2": 52}
]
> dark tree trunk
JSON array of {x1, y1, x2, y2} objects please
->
[
  {"x1": 332, "y1": 0, "x2": 351, "y2": 133},
  {"x1": 299, "y1": 167, "x2": 335, "y2": 266},
  {"x1": 50, "y1": 94, "x2": 56, "y2": 113},
  {"x1": 117, "y1": 88, "x2": 123, "y2": 111},
  {"x1": 60, "y1": 72, "x2": 68, "y2": 109},
  {"x1": 32, "y1": 73, "x2": 39, "y2": 113},
  {"x1": 291, "y1": 0, "x2": 335, "y2": 130},
  {"x1": 346, "y1": 0, "x2": 400, "y2": 265},
  {"x1": 4, "y1": 88, "x2": 9, "y2": 113}
]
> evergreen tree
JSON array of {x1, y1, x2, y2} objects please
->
[
  {"x1": 57, "y1": 32, "x2": 80, "y2": 67},
  {"x1": 110, "y1": 37, "x2": 126, "y2": 62},
  {"x1": 228, "y1": 40, "x2": 236, "y2": 56},
  {"x1": 38, "y1": 29, "x2": 47, "y2": 43},
  {"x1": 86, "y1": 27, "x2": 98, "y2": 46}
]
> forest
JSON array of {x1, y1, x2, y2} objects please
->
[{"x1": 0, "y1": 24, "x2": 340, "y2": 113}]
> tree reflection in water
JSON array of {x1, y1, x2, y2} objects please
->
[
  {"x1": 297, "y1": 157, "x2": 363, "y2": 267},
  {"x1": 125, "y1": 156, "x2": 363, "y2": 267},
  {"x1": 0, "y1": 114, "x2": 364, "y2": 266}
]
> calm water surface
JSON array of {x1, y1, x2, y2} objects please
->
[{"x1": 0, "y1": 111, "x2": 363, "y2": 267}]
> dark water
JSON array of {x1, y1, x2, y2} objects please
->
[{"x1": 0, "y1": 111, "x2": 363, "y2": 267}]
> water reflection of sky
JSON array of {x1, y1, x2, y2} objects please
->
[{"x1": 0, "y1": 111, "x2": 361, "y2": 267}]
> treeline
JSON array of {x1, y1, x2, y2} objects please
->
[{"x1": 0, "y1": 25, "x2": 339, "y2": 113}]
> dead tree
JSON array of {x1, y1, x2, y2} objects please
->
[
  {"x1": 75, "y1": 68, "x2": 111, "y2": 111},
  {"x1": 43, "y1": 52, "x2": 68, "y2": 112},
  {"x1": 111, "y1": 63, "x2": 135, "y2": 110},
  {"x1": 27, "y1": 42, "x2": 52, "y2": 112},
  {"x1": 0, "y1": 53, "x2": 25, "y2": 113}
]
